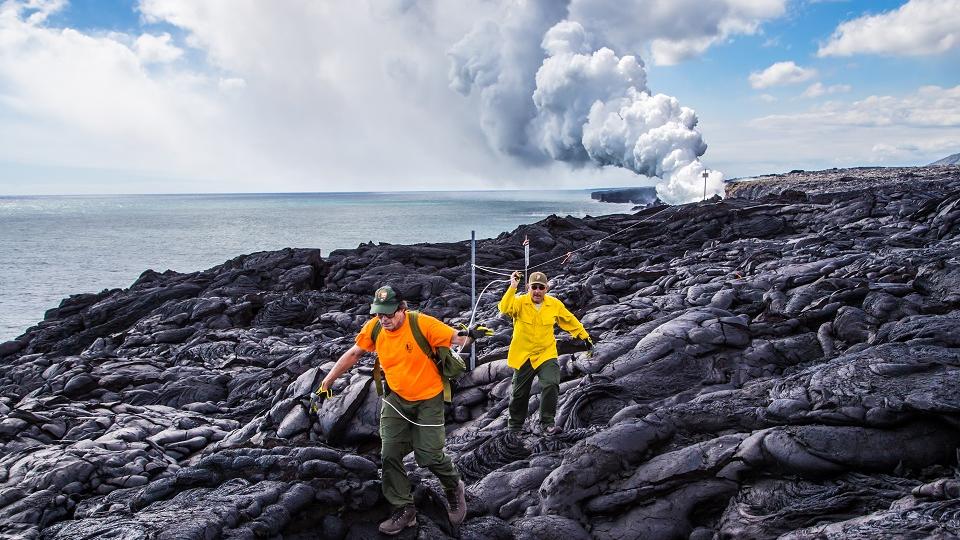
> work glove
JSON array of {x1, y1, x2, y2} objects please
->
[
  {"x1": 458, "y1": 324, "x2": 494, "y2": 340},
  {"x1": 578, "y1": 334, "x2": 595, "y2": 351},
  {"x1": 308, "y1": 387, "x2": 333, "y2": 414}
]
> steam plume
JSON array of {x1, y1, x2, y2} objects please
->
[{"x1": 449, "y1": 7, "x2": 724, "y2": 203}]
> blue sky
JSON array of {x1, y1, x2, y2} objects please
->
[
  {"x1": 0, "y1": 0, "x2": 957, "y2": 201},
  {"x1": 653, "y1": 0, "x2": 950, "y2": 103},
  {"x1": 47, "y1": 0, "x2": 140, "y2": 32}
]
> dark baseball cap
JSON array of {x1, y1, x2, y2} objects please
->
[
  {"x1": 528, "y1": 272, "x2": 548, "y2": 287},
  {"x1": 370, "y1": 285, "x2": 401, "y2": 314}
]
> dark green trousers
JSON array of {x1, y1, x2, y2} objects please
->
[
  {"x1": 508, "y1": 358, "x2": 560, "y2": 430},
  {"x1": 380, "y1": 391, "x2": 460, "y2": 507}
]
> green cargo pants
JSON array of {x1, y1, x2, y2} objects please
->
[
  {"x1": 507, "y1": 358, "x2": 560, "y2": 430},
  {"x1": 380, "y1": 391, "x2": 460, "y2": 507}
]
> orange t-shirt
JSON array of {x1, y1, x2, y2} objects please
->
[{"x1": 355, "y1": 312, "x2": 453, "y2": 402}]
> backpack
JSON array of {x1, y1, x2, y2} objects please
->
[{"x1": 370, "y1": 311, "x2": 466, "y2": 403}]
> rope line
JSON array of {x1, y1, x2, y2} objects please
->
[
  {"x1": 473, "y1": 263, "x2": 516, "y2": 275},
  {"x1": 381, "y1": 397, "x2": 446, "y2": 427},
  {"x1": 464, "y1": 278, "x2": 506, "y2": 330},
  {"x1": 473, "y1": 267, "x2": 513, "y2": 277},
  {"x1": 475, "y1": 262, "x2": 514, "y2": 272}
]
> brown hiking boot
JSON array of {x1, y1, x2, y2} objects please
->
[
  {"x1": 543, "y1": 425, "x2": 562, "y2": 436},
  {"x1": 445, "y1": 479, "x2": 467, "y2": 526},
  {"x1": 378, "y1": 504, "x2": 417, "y2": 536}
]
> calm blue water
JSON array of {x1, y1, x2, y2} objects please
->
[{"x1": 0, "y1": 191, "x2": 634, "y2": 341}]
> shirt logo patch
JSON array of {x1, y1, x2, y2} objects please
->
[{"x1": 405, "y1": 343, "x2": 413, "y2": 353}]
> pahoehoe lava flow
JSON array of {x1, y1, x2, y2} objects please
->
[{"x1": 3, "y1": 165, "x2": 960, "y2": 539}]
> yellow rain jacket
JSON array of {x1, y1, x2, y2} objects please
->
[{"x1": 498, "y1": 285, "x2": 589, "y2": 369}]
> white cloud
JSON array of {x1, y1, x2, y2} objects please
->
[
  {"x1": 0, "y1": 0, "x2": 511, "y2": 193},
  {"x1": 568, "y1": 0, "x2": 788, "y2": 65},
  {"x1": 0, "y1": 1, "x2": 275, "y2": 193},
  {"x1": 752, "y1": 85, "x2": 960, "y2": 128},
  {"x1": 871, "y1": 139, "x2": 959, "y2": 162},
  {"x1": 749, "y1": 61, "x2": 817, "y2": 89},
  {"x1": 759, "y1": 93, "x2": 777, "y2": 102},
  {"x1": 685, "y1": 82, "x2": 960, "y2": 176},
  {"x1": 0, "y1": 0, "x2": 838, "y2": 197},
  {"x1": 818, "y1": 0, "x2": 960, "y2": 57},
  {"x1": 133, "y1": 33, "x2": 183, "y2": 64},
  {"x1": 218, "y1": 77, "x2": 246, "y2": 92},
  {"x1": 6, "y1": 0, "x2": 65, "y2": 24},
  {"x1": 802, "y1": 82, "x2": 851, "y2": 98},
  {"x1": 0, "y1": 11, "x2": 206, "y2": 139}
]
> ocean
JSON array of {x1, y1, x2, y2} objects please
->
[{"x1": 0, "y1": 191, "x2": 635, "y2": 342}]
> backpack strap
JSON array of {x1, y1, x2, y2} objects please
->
[
  {"x1": 407, "y1": 312, "x2": 436, "y2": 359},
  {"x1": 371, "y1": 320, "x2": 384, "y2": 396},
  {"x1": 440, "y1": 371, "x2": 453, "y2": 403},
  {"x1": 371, "y1": 311, "x2": 453, "y2": 402},
  {"x1": 409, "y1": 312, "x2": 454, "y2": 402}
]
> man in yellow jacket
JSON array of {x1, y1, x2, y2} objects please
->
[{"x1": 499, "y1": 270, "x2": 592, "y2": 434}]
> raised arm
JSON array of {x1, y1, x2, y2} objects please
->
[
  {"x1": 498, "y1": 271, "x2": 522, "y2": 317},
  {"x1": 320, "y1": 344, "x2": 366, "y2": 392}
]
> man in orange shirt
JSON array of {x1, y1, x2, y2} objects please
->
[{"x1": 320, "y1": 285, "x2": 482, "y2": 535}]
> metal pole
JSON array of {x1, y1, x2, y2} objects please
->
[
  {"x1": 702, "y1": 169, "x2": 709, "y2": 202},
  {"x1": 523, "y1": 235, "x2": 530, "y2": 293},
  {"x1": 470, "y1": 230, "x2": 476, "y2": 371}
]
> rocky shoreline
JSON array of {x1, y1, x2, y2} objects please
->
[
  {"x1": 589, "y1": 187, "x2": 658, "y2": 205},
  {"x1": 3, "y1": 164, "x2": 960, "y2": 539}
]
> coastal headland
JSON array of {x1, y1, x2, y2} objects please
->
[{"x1": 3, "y1": 164, "x2": 960, "y2": 538}]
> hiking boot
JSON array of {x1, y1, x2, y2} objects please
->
[
  {"x1": 445, "y1": 479, "x2": 467, "y2": 526},
  {"x1": 378, "y1": 504, "x2": 417, "y2": 536},
  {"x1": 543, "y1": 424, "x2": 562, "y2": 436}
]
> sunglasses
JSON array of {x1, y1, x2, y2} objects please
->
[
  {"x1": 376, "y1": 309, "x2": 401, "y2": 320},
  {"x1": 530, "y1": 284, "x2": 546, "y2": 290}
]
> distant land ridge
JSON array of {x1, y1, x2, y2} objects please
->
[
  {"x1": 929, "y1": 152, "x2": 960, "y2": 166},
  {"x1": 725, "y1": 165, "x2": 957, "y2": 200}
]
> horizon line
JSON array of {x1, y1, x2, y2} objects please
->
[{"x1": 0, "y1": 186, "x2": 658, "y2": 198}]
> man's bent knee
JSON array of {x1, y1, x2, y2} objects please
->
[{"x1": 413, "y1": 449, "x2": 449, "y2": 468}]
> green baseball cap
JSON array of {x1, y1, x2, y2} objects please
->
[{"x1": 370, "y1": 285, "x2": 401, "y2": 314}]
